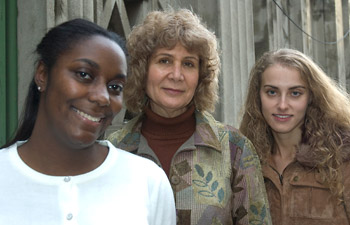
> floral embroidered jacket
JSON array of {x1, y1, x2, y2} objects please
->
[{"x1": 108, "y1": 110, "x2": 272, "y2": 225}]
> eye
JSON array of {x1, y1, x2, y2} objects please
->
[
  {"x1": 184, "y1": 61, "x2": 195, "y2": 68},
  {"x1": 108, "y1": 83, "x2": 124, "y2": 96},
  {"x1": 159, "y1": 58, "x2": 170, "y2": 64},
  {"x1": 76, "y1": 71, "x2": 92, "y2": 81},
  {"x1": 291, "y1": 91, "x2": 301, "y2": 97},
  {"x1": 267, "y1": 90, "x2": 277, "y2": 96}
]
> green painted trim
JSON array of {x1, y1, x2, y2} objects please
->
[
  {"x1": 0, "y1": 0, "x2": 18, "y2": 147},
  {"x1": 6, "y1": 0, "x2": 18, "y2": 142},
  {"x1": 0, "y1": 0, "x2": 6, "y2": 146}
]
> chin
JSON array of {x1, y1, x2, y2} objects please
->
[{"x1": 70, "y1": 134, "x2": 99, "y2": 149}]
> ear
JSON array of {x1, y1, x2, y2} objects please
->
[{"x1": 34, "y1": 61, "x2": 48, "y2": 92}]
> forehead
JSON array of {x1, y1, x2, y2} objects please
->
[
  {"x1": 56, "y1": 35, "x2": 127, "y2": 71},
  {"x1": 261, "y1": 64, "x2": 306, "y2": 88}
]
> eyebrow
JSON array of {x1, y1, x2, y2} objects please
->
[
  {"x1": 114, "y1": 73, "x2": 127, "y2": 80},
  {"x1": 263, "y1": 85, "x2": 307, "y2": 90},
  {"x1": 155, "y1": 53, "x2": 199, "y2": 61},
  {"x1": 74, "y1": 58, "x2": 99, "y2": 69}
]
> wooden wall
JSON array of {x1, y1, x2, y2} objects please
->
[
  {"x1": 17, "y1": 0, "x2": 350, "y2": 132},
  {"x1": 254, "y1": 0, "x2": 350, "y2": 92}
]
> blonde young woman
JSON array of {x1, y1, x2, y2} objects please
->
[{"x1": 239, "y1": 48, "x2": 350, "y2": 225}]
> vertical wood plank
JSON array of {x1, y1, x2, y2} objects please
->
[
  {"x1": 324, "y1": 2, "x2": 337, "y2": 80},
  {"x1": 310, "y1": 0, "x2": 326, "y2": 69},
  {"x1": 151, "y1": 0, "x2": 158, "y2": 10},
  {"x1": 301, "y1": 0, "x2": 312, "y2": 56},
  {"x1": 83, "y1": 0, "x2": 94, "y2": 21},
  {"x1": 237, "y1": 0, "x2": 246, "y2": 101},
  {"x1": 335, "y1": 0, "x2": 346, "y2": 87},
  {"x1": 280, "y1": 0, "x2": 289, "y2": 48},
  {"x1": 267, "y1": 0, "x2": 275, "y2": 50},
  {"x1": 288, "y1": 0, "x2": 303, "y2": 51},
  {"x1": 55, "y1": 0, "x2": 68, "y2": 25},
  {"x1": 230, "y1": 0, "x2": 241, "y2": 126},
  {"x1": 275, "y1": 0, "x2": 284, "y2": 48},
  {"x1": 272, "y1": 0, "x2": 278, "y2": 49},
  {"x1": 245, "y1": 0, "x2": 255, "y2": 76},
  {"x1": 68, "y1": 0, "x2": 83, "y2": 19},
  {"x1": 46, "y1": 0, "x2": 55, "y2": 30},
  {"x1": 95, "y1": 0, "x2": 104, "y2": 27},
  {"x1": 218, "y1": 0, "x2": 236, "y2": 125}
]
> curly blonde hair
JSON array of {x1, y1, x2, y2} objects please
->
[
  {"x1": 239, "y1": 48, "x2": 350, "y2": 198},
  {"x1": 124, "y1": 9, "x2": 220, "y2": 114}
]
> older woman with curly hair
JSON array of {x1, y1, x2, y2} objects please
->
[
  {"x1": 239, "y1": 48, "x2": 350, "y2": 225},
  {"x1": 108, "y1": 9, "x2": 271, "y2": 225}
]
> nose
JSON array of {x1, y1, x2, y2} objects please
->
[
  {"x1": 278, "y1": 95, "x2": 288, "y2": 110},
  {"x1": 89, "y1": 82, "x2": 110, "y2": 107},
  {"x1": 169, "y1": 62, "x2": 184, "y2": 81}
]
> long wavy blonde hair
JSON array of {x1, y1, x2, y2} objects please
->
[
  {"x1": 239, "y1": 48, "x2": 350, "y2": 198},
  {"x1": 124, "y1": 9, "x2": 220, "y2": 114}
]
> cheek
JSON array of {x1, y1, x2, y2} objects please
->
[
  {"x1": 188, "y1": 74, "x2": 199, "y2": 91},
  {"x1": 110, "y1": 97, "x2": 123, "y2": 115},
  {"x1": 296, "y1": 100, "x2": 309, "y2": 115},
  {"x1": 260, "y1": 96, "x2": 269, "y2": 111}
]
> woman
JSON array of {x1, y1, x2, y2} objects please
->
[
  {"x1": 239, "y1": 48, "x2": 350, "y2": 225},
  {"x1": 0, "y1": 18, "x2": 175, "y2": 225},
  {"x1": 108, "y1": 9, "x2": 271, "y2": 225}
]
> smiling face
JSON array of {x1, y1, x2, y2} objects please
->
[
  {"x1": 146, "y1": 43, "x2": 199, "y2": 118},
  {"x1": 35, "y1": 35, "x2": 127, "y2": 149},
  {"x1": 259, "y1": 64, "x2": 310, "y2": 140}
]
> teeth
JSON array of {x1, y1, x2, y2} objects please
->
[
  {"x1": 75, "y1": 109, "x2": 101, "y2": 122},
  {"x1": 276, "y1": 115, "x2": 290, "y2": 118}
]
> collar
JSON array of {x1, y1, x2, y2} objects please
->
[
  {"x1": 296, "y1": 141, "x2": 350, "y2": 167},
  {"x1": 114, "y1": 110, "x2": 222, "y2": 153}
]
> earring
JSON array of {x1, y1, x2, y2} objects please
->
[{"x1": 37, "y1": 86, "x2": 41, "y2": 91}]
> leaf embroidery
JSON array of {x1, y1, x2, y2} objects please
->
[
  {"x1": 249, "y1": 204, "x2": 268, "y2": 225},
  {"x1": 206, "y1": 171, "x2": 213, "y2": 183},
  {"x1": 195, "y1": 164, "x2": 204, "y2": 177},
  {"x1": 250, "y1": 205, "x2": 258, "y2": 215},
  {"x1": 218, "y1": 188, "x2": 224, "y2": 203},
  {"x1": 193, "y1": 164, "x2": 225, "y2": 203},
  {"x1": 211, "y1": 181, "x2": 218, "y2": 191}
]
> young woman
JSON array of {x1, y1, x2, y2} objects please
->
[
  {"x1": 239, "y1": 48, "x2": 350, "y2": 225},
  {"x1": 0, "y1": 18, "x2": 175, "y2": 225},
  {"x1": 108, "y1": 9, "x2": 271, "y2": 225}
]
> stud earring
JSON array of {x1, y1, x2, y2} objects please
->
[{"x1": 37, "y1": 86, "x2": 41, "y2": 91}]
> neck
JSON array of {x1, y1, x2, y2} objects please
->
[
  {"x1": 18, "y1": 121, "x2": 107, "y2": 176},
  {"x1": 269, "y1": 130, "x2": 301, "y2": 174},
  {"x1": 272, "y1": 128, "x2": 302, "y2": 156}
]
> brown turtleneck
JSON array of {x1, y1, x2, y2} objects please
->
[{"x1": 141, "y1": 105, "x2": 196, "y2": 176}]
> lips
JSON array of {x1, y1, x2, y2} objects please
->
[
  {"x1": 273, "y1": 114, "x2": 292, "y2": 119},
  {"x1": 163, "y1": 87, "x2": 184, "y2": 94},
  {"x1": 72, "y1": 108, "x2": 103, "y2": 122}
]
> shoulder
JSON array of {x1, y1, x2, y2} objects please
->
[
  {"x1": 107, "y1": 114, "x2": 143, "y2": 151},
  {"x1": 0, "y1": 142, "x2": 19, "y2": 156},
  {"x1": 195, "y1": 111, "x2": 258, "y2": 162}
]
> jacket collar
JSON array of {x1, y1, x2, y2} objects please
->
[
  {"x1": 296, "y1": 139, "x2": 350, "y2": 168},
  {"x1": 116, "y1": 110, "x2": 222, "y2": 153}
]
